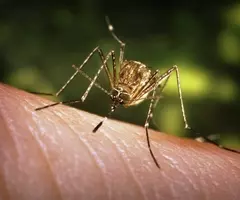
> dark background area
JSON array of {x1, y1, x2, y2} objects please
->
[{"x1": 0, "y1": 1, "x2": 239, "y2": 147}]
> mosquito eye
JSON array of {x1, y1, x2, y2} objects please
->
[
  {"x1": 111, "y1": 89, "x2": 119, "y2": 97},
  {"x1": 119, "y1": 92, "x2": 130, "y2": 103}
]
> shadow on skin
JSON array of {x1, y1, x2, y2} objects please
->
[{"x1": 0, "y1": 83, "x2": 239, "y2": 200}]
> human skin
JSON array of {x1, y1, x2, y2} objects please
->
[{"x1": 0, "y1": 83, "x2": 239, "y2": 200}]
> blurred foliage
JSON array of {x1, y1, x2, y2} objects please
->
[{"x1": 0, "y1": 1, "x2": 239, "y2": 147}]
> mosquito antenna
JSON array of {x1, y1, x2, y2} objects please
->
[{"x1": 93, "y1": 103, "x2": 118, "y2": 133}]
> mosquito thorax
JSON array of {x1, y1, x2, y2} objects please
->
[{"x1": 111, "y1": 87, "x2": 130, "y2": 104}]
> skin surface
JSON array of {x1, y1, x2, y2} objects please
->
[{"x1": 0, "y1": 83, "x2": 239, "y2": 200}]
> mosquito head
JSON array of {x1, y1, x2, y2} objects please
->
[{"x1": 111, "y1": 87, "x2": 130, "y2": 105}]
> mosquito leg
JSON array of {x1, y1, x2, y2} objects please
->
[
  {"x1": 144, "y1": 88, "x2": 161, "y2": 168},
  {"x1": 35, "y1": 46, "x2": 107, "y2": 111},
  {"x1": 71, "y1": 65, "x2": 110, "y2": 96},
  {"x1": 56, "y1": 45, "x2": 114, "y2": 97},
  {"x1": 35, "y1": 99, "x2": 82, "y2": 111},
  {"x1": 35, "y1": 59, "x2": 112, "y2": 111},
  {"x1": 194, "y1": 132, "x2": 240, "y2": 153},
  {"x1": 163, "y1": 67, "x2": 239, "y2": 153},
  {"x1": 148, "y1": 76, "x2": 171, "y2": 129},
  {"x1": 157, "y1": 67, "x2": 239, "y2": 154},
  {"x1": 27, "y1": 91, "x2": 54, "y2": 96},
  {"x1": 105, "y1": 16, "x2": 126, "y2": 65},
  {"x1": 172, "y1": 65, "x2": 190, "y2": 129},
  {"x1": 36, "y1": 46, "x2": 114, "y2": 110},
  {"x1": 81, "y1": 50, "x2": 115, "y2": 102},
  {"x1": 55, "y1": 46, "x2": 100, "y2": 97},
  {"x1": 72, "y1": 48, "x2": 116, "y2": 89},
  {"x1": 111, "y1": 50, "x2": 117, "y2": 86},
  {"x1": 143, "y1": 76, "x2": 171, "y2": 169},
  {"x1": 95, "y1": 47, "x2": 116, "y2": 87},
  {"x1": 156, "y1": 65, "x2": 190, "y2": 130},
  {"x1": 119, "y1": 39, "x2": 125, "y2": 66},
  {"x1": 95, "y1": 48, "x2": 113, "y2": 88},
  {"x1": 153, "y1": 75, "x2": 170, "y2": 109}
]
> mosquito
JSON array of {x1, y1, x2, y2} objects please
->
[
  {"x1": 35, "y1": 17, "x2": 191, "y2": 168},
  {"x1": 35, "y1": 17, "x2": 239, "y2": 168}
]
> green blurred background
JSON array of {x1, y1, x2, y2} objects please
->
[{"x1": 0, "y1": 1, "x2": 239, "y2": 147}]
